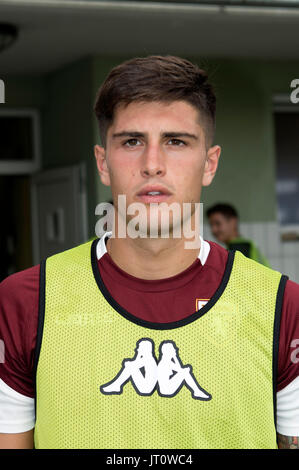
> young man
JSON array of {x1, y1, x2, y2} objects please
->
[
  {"x1": 207, "y1": 203, "x2": 270, "y2": 267},
  {"x1": 0, "y1": 56, "x2": 299, "y2": 449}
]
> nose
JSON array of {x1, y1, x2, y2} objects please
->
[{"x1": 140, "y1": 143, "x2": 166, "y2": 178}]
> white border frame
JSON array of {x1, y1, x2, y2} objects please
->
[{"x1": 0, "y1": 108, "x2": 41, "y2": 174}]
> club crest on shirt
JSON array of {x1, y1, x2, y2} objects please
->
[
  {"x1": 100, "y1": 338, "x2": 212, "y2": 401},
  {"x1": 196, "y1": 298, "x2": 209, "y2": 311}
]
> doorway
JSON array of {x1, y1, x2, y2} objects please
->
[{"x1": 0, "y1": 174, "x2": 33, "y2": 281}]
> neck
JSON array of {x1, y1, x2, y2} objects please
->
[{"x1": 106, "y1": 235, "x2": 201, "y2": 280}]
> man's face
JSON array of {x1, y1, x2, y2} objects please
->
[
  {"x1": 208, "y1": 213, "x2": 237, "y2": 244},
  {"x1": 95, "y1": 100, "x2": 220, "y2": 235}
]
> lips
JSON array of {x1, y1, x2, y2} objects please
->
[
  {"x1": 136, "y1": 185, "x2": 172, "y2": 203},
  {"x1": 137, "y1": 185, "x2": 171, "y2": 196}
]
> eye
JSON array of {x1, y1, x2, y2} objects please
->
[
  {"x1": 168, "y1": 139, "x2": 186, "y2": 146},
  {"x1": 124, "y1": 138, "x2": 141, "y2": 147}
]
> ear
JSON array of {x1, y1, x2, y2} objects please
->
[
  {"x1": 94, "y1": 144, "x2": 111, "y2": 187},
  {"x1": 202, "y1": 145, "x2": 221, "y2": 187}
]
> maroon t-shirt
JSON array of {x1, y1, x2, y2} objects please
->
[{"x1": 0, "y1": 239, "x2": 299, "y2": 398}]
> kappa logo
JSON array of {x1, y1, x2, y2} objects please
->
[{"x1": 100, "y1": 338, "x2": 212, "y2": 400}]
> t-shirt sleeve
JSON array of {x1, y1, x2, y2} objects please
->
[
  {"x1": 0, "y1": 377, "x2": 35, "y2": 433},
  {"x1": 276, "y1": 279, "x2": 299, "y2": 436},
  {"x1": 277, "y1": 279, "x2": 299, "y2": 391},
  {"x1": 0, "y1": 266, "x2": 39, "y2": 433},
  {"x1": 0, "y1": 265, "x2": 39, "y2": 400}
]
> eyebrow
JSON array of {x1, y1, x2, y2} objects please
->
[{"x1": 112, "y1": 131, "x2": 199, "y2": 140}]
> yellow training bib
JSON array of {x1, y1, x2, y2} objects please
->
[{"x1": 34, "y1": 238, "x2": 287, "y2": 449}]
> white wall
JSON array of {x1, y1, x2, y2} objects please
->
[{"x1": 203, "y1": 221, "x2": 299, "y2": 284}]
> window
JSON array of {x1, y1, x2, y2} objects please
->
[{"x1": 0, "y1": 109, "x2": 41, "y2": 174}]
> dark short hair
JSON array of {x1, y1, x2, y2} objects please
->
[
  {"x1": 206, "y1": 203, "x2": 239, "y2": 219},
  {"x1": 94, "y1": 55, "x2": 216, "y2": 149}
]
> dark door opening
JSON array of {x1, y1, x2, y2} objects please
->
[{"x1": 0, "y1": 174, "x2": 33, "y2": 282}]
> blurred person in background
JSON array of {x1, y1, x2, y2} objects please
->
[{"x1": 206, "y1": 203, "x2": 270, "y2": 267}]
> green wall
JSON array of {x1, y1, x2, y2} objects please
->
[
  {"x1": 92, "y1": 57, "x2": 123, "y2": 206},
  {"x1": 42, "y1": 57, "x2": 96, "y2": 236},
  {"x1": 42, "y1": 58, "x2": 93, "y2": 168},
  {"x1": 1, "y1": 76, "x2": 45, "y2": 107},
  {"x1": 200, "y1": 58, "x2": 299, "y2": 222},
  {"x1": 200, "y1": 59, "x2": 276, "y2": 222}
]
